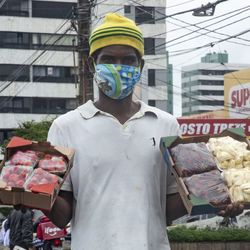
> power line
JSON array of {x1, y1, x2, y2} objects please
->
[
  {"x1": 0, "y1": 27, "x2": 72, "y2": 95},
  {"x1": 0, "y1": 6, "x2": 75, "y2": 93}
]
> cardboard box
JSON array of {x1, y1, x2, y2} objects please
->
[
  {"x1": 160, "y1": 128, "x2": 250, "y2": 215},
  {"x1": 0, "y1": 136, "x2": 75, "y2": 210}
]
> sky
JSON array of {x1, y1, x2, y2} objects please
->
[{"x1": 165, "y1": 0, "x2": 250, "y2": 117}]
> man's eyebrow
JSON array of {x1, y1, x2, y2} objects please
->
[
  {"x1": 124, "y1": 55, "x2": 137, "y2": 58},
  {"x1": 99, "y1": 54, "x2": 114, "y2": 58}
]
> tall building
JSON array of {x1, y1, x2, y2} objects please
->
[
  {"x1": 181, "y1": 51, "x2": 250, "y2": 116},
  {"x1": 0, "y1": 0, "x2": 78, "y2": 143},
  {"x1": 0, "y1": 0, "x2": 169, "y2": 144}
]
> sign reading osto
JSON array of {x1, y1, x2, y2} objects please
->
[{"x1": 177, "y1": 118, "x2": 250, "y2": 137}]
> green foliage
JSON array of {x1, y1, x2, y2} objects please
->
[
  {"x1": 167, "y1": 226, "x2": 250, "y2": 242},
  {"x1": 0, "y1": 119, "x2": 54, "y2": 155},
  {"x1": 14, "y1": 120, "x2": 54, "y2": 141}
]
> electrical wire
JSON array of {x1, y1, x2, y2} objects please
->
[
  {"x1": 0, "y1": 36, "x2": 73, "y2": 110},
  {"x1": 0, "y1": 6, "x2": 75, "y2": 92},
  {"x1": 138, "y1": 75, "x2": 250, "y2": 116},
  {"x1": 166, "y1": 0, "x2": 197, "y2": 9},
  {"x1": 0, "y1": 26, "x2": 72, "y2": 95}
]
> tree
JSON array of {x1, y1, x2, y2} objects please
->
[
  {"x1": 0, "y1": 119, "x2": 54, "y2": 156},
  {"x1": 13, "y1": 120, "x2": 54, "y2": 141}
]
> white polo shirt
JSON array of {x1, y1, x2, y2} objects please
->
[{"x1": 48, "y1": 100, "x2": 180, "y2": 250}]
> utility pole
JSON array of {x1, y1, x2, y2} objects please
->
[{"x1": 77, "y1": 0, "x2": 93, "y2": 105}]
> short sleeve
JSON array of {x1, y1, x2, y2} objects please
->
[{"x1": 47, "y1": 120, "x2": 73, "y2": 192}]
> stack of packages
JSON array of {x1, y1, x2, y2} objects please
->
[
  {"x1": 170, "y1": 135, "x2": 250, "y2": 209},
  {"x1": 0, "y1": 136, "x2": 74, "y2": 210},
  {"x1": 0, "y1": 150, "x2": 67, "y2": 190},
  {"x1": 208, "y1": 136, "x2": 250, "y2": 203},
  {"x1": 170, "y1": 142, "x2": 231, "y2": 208}
]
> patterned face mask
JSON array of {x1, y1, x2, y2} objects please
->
[{"x1": 94, "y1": 64, "x2": 141, "y2": 100}]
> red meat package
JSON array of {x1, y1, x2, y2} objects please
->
[
  {"x1": 24, "y1": 168, "x2": 62, "y2": 190},
  {"x1": 38, "y1": 154, "x2": 67, "y2": 174},
  {"x1": 7, "y1": 150, "x2": 39, "y2": 167},
  {"x1": 0, "y1": 165, "x2": 33, "y2": 188},
  {"x1": 183, "y1": 170, "x2": 231, "y2": 207},
  {"x1": 170, "y1": 142, "x2": 217, "y2": 177}
]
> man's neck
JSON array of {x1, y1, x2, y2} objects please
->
[{"x1": 94, "y1": 93, "x2": 140, "y2": 123}]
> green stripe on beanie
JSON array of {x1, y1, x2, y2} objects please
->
[
  {"x1": 89, "y1": 13, "x2": 144, "y2": 56},
  {"x1": 90, "y1": 27, "x2": 144, "y2": 44}
]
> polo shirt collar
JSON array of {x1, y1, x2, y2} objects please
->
[{"x1": 77, "y1": 100, "x2": 158, "y2": 119}]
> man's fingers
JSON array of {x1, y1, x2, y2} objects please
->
[{"x1": 218, "y1": 202, "x2": 244, "y2": 217}]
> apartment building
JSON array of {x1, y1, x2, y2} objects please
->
[
  {"x1": 0, "y1": 0, "x2": 78, "y2": 143},
  {"x1": 181, "y1": 52, "x2": 250, "y2": 116}
]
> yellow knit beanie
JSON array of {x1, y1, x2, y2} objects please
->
[{"x1": 89, "y1": 13, "x2": 144, "y2": 56}]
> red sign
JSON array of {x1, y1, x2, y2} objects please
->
[
  {"x1": 177, "y1": 118, "x2": 250, "y2": 137},
  {"x1": 40, "y1": 221, "x2": 66, "y2": 240}
]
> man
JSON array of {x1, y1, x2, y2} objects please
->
[
  {"x1": 47, "y1": 13, "x2": 243, "y2": 250},
  {"x1": 4, "y1": 207, "x2": 33, "y2": 250}
]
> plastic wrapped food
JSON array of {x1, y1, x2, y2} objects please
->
[
  {"x1": 24, "y1": 168, "x2": 62, "y2": 190},
  {"x1": 0, "y1": 165, "x2": 33, "y2": 188},
  {"x1": 38, "y1": 154, "x2": 67, "y2": 174},
  {"x1": 170, "y1": 142, "x2": 217, "y2": 177},
  {"x1": 223, "y1": 168, "x2": 250, "y2": 187},
  {"x1": 8, "y1": 150, "x2": 39, "y2": 167},
  {"x1": 183, "y1": 170, "x2": 231, "y2": 207},
  {"x1": 208, "y1": 136, "x2": 250, "y2": 170},
  {"x1": 229, "y1": 183, "x2": 250, "y2": 203}
]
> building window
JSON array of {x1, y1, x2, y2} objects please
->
[
  {"x1": 33, "y1": 66, "x2": 75, "y2": 83},
  {"x1": 148, "y1": 69, "x2": 155, "y2": 86},
  {"x1": 0, "y1": 0, "x2": 29, "y2": 17},
  {"x1": 0, "y1": 32, "x2": 31, "y2": 49},
  {"x1": 148, "y1": 100, "x2": 156, "y2": 106},
  {"x1": 32, "y1": 33, "x2": 76, "y2": 51},
  {"x1": 144, "y1": 38, "x2": 155, "y2": 55},
  {"x1": 135, "y1": 6, "x2": 155, "y2": 24},
  {"x1": 124, "y1": 5, "x2": 131, "y2": 14},
  {"x1": 0, "y1": 97, "x2": 77, "y2": 114},
  {"x1": 199, "y1": 90, "x2": 224, "y2": 95},
  {"x1": 32, "y1": 97, "x2": 77, "y2": 114},
  {"x1": 199, "y1": 100, "x2": 224, "y2": 105},
  {"x1": 0, "y1": 64, "x2": 30, "y2": 81},
  {"x1": 200, "y1": 80, "x2": 223, "y2": 86},
  {"x1": 32, "y1": 1, "x2": 76, "y2": 19},
  {"x1": 49, "y1": 99, "x2": 66, "y2": 114},
  {"x1": 0, "y1": 32, "x2": 75, "y2": 51}
]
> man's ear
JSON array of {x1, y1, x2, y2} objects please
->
[
  {"x1": 88, "y1": 56, "x2": 95, "y2": 74},
  {"x1": 140, "y1": 58, "x2": 145, "y2": 72}
]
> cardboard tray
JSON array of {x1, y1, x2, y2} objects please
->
[
  {"x1": 160, "y1": 128, "x2": 250, "y2": 215},
  {"x1": 0, "y1": 136, "x2": 75, "y2": 210}
]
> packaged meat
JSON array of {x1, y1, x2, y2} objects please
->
[
  {"x1": 38, "y1": 154, "x2": 67, "y2": 174},
  {"x1": 24, "y1": 168, "x2": 62, "y2": 190},
  {"x1": 183, "y1": 170, "x2": 231, "y2": 207},
  {"x1": 8, "y1": 150, "x2": 39, "y2": 167},
  {"x1": 0, "y1": 165, "x2": 33, "y2": 188},
  {"x1": 170, "y1": 142, "x2": 217, "y2": 177}
]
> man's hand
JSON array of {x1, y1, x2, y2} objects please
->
[{"x1": 217, "y1": 202, "x2": 244, "y2": 217}]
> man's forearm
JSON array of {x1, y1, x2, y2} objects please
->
[{"x1": 45, "y1": 190, "x2": 73, "y2": 228}]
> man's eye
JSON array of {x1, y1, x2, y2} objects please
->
[
  {"x1": 102, "y1": 57, "x2": 114, "y2": 64},
  {"x1": 123, "y1": 58, "x2": 138, "y2": 66}
]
